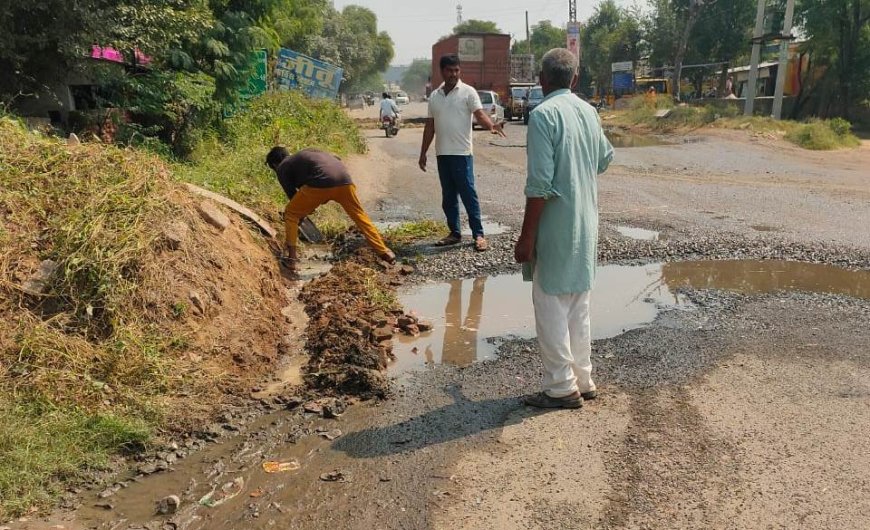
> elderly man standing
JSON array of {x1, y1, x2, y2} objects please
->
[{"x1": 515, "y1": 49, "x2": 614, "y2": 409}]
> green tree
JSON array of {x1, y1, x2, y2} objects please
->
[
  {"x1": 302, "y1": 5, "x2": 394, "y2": 94},
  {"x1": 511, "y1": 20, "x2": 567, "y2": 63},
  {"x1": 581, "y1": 1, "x2": 643, "y2": 92},
  {"x1": 453, "y1": 19, "x2": 502, "y2": 34},
  {"x1": 795, "y1": 0, "x2": 870, "y2": 118},
  {"x1": 401, "y1": 58, "x2": 432, "y2": 94}
]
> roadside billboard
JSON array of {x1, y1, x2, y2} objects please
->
[
  {"x1": 567, "y1": 22, "x2": 581, "y2": 59},
  {"x1": 275, "y1": 48, "x2": 343, "y2": 100}
]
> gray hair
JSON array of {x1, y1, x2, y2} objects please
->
[{"x1": 541, "y1": 48, "x2": 578, "y2": 89}]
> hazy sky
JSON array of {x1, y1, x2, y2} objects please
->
[{"x1": 333, "y1": 0, "x2": 636, "y2": 66}]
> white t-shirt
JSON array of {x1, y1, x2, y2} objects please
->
[
  {"x1": 379, "y1": 98, "x2": 399, "y2": 118},
  {"x1": 427, "y1": 80, "x2": 483, "y2": 156}
]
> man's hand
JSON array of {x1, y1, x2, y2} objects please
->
[
  {"x1": 490, "y1": 121, "x2": 507, "y2": 138},
  {"x1": 514, "y1": 235, "x2": 535, "y2": 263},
  {"x1": 418, "y1": 153, "x2": 427, "y2": 172}
]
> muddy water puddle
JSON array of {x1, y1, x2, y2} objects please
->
[
  {"x1": 393, "y1": 264, "x2": 690, "y2": 372},
  {"x1": 615, "y1": 225, "x2": 662, "y2": 241},
  {"x1": 605, "y1": 130, "x2": 671, "y2": 148},
  {"x1": 394, "y1": 260, "x2": 870, "y2": 372},
  {"x1": 375, "y1": 217, "x2": 510, "y2": 237}
]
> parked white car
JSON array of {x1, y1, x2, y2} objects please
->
[
  {"x1": 473, "y1": 90, "x2": 505, "y2": 128},
  {"x1": 394, "y1": 91, "x2": 410, "y2": 105}
]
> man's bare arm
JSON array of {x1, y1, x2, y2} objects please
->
[
  {"x1": 419, "y1": 118, "x2": 435, "y2": 171},
  {"x1": 515, "y1": 197, "x2": 547, "y2": 263},
  {"x1": 472, "y1": 109, "x2": 506, "y2": 138}
]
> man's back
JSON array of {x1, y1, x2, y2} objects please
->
[
  {"x1": 525, "y1": 89, "x2": 613, "y2": 294},
  {"x1": 379, "y1": 98, "x2": 398, "y2": 118}
]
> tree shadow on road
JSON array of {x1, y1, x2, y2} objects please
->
[{"x1": 332, "y1": 385, "x2": 552, "y2": 458}]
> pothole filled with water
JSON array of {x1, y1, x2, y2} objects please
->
[
  {"x1": 605, "y1": 129, "x2": 672, "y2": 148},
  {"x1": 615, "y1": 225, "x2": 662, "y2": 241},
  {"x1": 392, "y1": 260, "x2": 870, "y2": 373}
]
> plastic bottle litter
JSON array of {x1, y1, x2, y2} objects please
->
[
  {"x1": 262, "y1": 459, "x2": 301, "y2": 473},
  {"x1": 199, "y1": 477, "x2": 244, "y2": 507}
]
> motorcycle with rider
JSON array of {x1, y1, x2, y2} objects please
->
[{"x1": 379, "y1": 92, "x2": 401, "y2": 138}]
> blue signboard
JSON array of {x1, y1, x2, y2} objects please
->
[
  {"x1": 613, "y1": 72, "x2": 635, "y2": 90},
  {"x1": 275, "y1": 48, "x2": 343, "y2": 100}
]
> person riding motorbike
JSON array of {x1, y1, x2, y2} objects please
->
[{"x1": 379, "y1": 92, "x2": 401, "y2": 126}]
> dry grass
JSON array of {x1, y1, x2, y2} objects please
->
[{"x1": 607, "y1": 97, "x2": 860, "y2": 150}]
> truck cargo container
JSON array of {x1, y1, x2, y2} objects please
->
[{"x1": 431, "y1": 33, "x2": 511, "y2": 104}]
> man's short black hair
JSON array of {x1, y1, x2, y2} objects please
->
[
  {"x1": 440, "y1": 54, "x2": 460, "y2": 69},
  {"x1": 382, "y1": 92, "x2": 390, "y2": 99},
  {"x1": 266, "y1": 146, "x2": 290, "y2": 170}
]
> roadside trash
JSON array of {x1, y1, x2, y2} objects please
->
[
  {"x1": 262, "y1": 460, "x2": 300, "y2": 473},
  {"x1": 249, "y1": 488, "x2": 265, "y2": 498},
  {"x1": 317, "y1": 429, "x2": 342, "y2": 441},
  {"x1": 156, "y1": 494, "x2": 180, "y2": 515},
  {"x1": 199, "y1": 477, "x2": 244, "y2": 507},
  {"x1": 319, "y1": 470, "x2": 349, "y2": 482}
]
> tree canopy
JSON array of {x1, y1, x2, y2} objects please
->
[
  {"x1": 453, "y1": 20, "x2": 502, "y2": 34},
  {"x1": 511, "y1": 20, "x2": 567, "y2": 64},
  {"x1": 401, "y1": 58, "x2": 432, "y2": 94}
]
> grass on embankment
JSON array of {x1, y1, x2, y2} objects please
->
[
  {"x1": 178, "y1": 91, "x2": 367, "y2": 236},
  {"x1": 0, "y1": 90, "x2": 367, "y2": 519},
  {"x1": 0, "y1": 116, "x2": 180, "y2": 518},
  {"x1": 609, "y1": 96, "x2": 861, "y2": 150}
]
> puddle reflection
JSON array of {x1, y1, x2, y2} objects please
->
[
  {"x1": 393, "y1": 264, "x2": 686, "y2": 373},
  {"x1": 394, "y1": 260, "x2": 870, "y2": 374}
]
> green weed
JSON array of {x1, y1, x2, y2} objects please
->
[
  {"x1": 383, "y1": 220, "x2": 447, "y2": 244},
  {"x1": 0, "y1": 399, "x2": 150, "y2": 520}
]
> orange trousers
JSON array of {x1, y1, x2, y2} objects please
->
[{"x1": 284, "y1": 184, "x2": 390, "y2": 255}]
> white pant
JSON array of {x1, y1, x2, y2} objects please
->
[{"x1": 532, "y1": 275, "x2": 595, "y2": 398}]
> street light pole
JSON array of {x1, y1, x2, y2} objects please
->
[{"x1": 771, "y1": 0, "x2": 795, "y2": 119}]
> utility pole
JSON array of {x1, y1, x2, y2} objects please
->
[
  {"x1": 744, "y1": 0, "x2": 767, "y2": 116},
  {"x1": 526, "y1": 10, "x2": 531, "y2": 54},
  {"x1": 456, "y1": 4, "x2": 463, "y2": 25},
  {"x1": 771, "y1": 0, "x2": 795, "y2": 119},
  {"x1": 569, "y1": 0, "x2": 577, "y2": 22}
]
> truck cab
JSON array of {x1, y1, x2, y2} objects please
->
[{"x1": 506, "y1": 83, "x2": 534, "y2": 121}]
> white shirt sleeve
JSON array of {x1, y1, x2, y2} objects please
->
[
  {"x1": 467, "y1": 89, "x2": 483, "y2": 113},
  {"x1": 427, "y1": 98, "x2": 434, "y2": 119}
]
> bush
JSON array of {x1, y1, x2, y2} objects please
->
[
  {"x1": 784, "y1": 119, "x2": 861, "y2": 150},
  {"x1": 180, "y1": 91, "x2": 366, "y2": 213}
]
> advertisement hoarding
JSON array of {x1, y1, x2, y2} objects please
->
[
  {"x1": 611, "y1": 61, "x2": 633, "y2": 73},
  {"x1": 567, "y1": 23, "x2": 581, "y2": 59},
  {"x1": 275, "y1": 48, "x2": 343, "y2": 100}
]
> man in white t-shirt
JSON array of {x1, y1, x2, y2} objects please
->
[
  {"x1": 379, "y1": 92, "x2": 400, "y2": 123},
  {"x1": 419, "y1": 54, "x2": 505, "y2": 251}
]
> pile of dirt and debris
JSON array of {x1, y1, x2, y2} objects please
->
[
  {"x1": 0, "y1": 116, "x2": 290, "y2": 431},
  {"x1": 299, "y1": 247, "x2": 418, "y2": 398}
]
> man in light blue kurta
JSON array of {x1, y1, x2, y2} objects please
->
[{"x1": 515, "y1": 48, "x2": 614, "y2": 409}]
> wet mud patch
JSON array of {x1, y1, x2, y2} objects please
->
[{"x1": 299, "y1": 256, "x2": 400, "y2": 398}]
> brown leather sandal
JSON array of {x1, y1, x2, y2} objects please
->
[{"x1": 433, "y1": 234, "x2": 462, "y2": 247}]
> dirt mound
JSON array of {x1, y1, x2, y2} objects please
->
[
  {"x1": 0, "y1": 117, "x2": 289, "y2": 429},
  {"x1": 299, "y1": 247, "x2": 416, "y2": 399}
]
